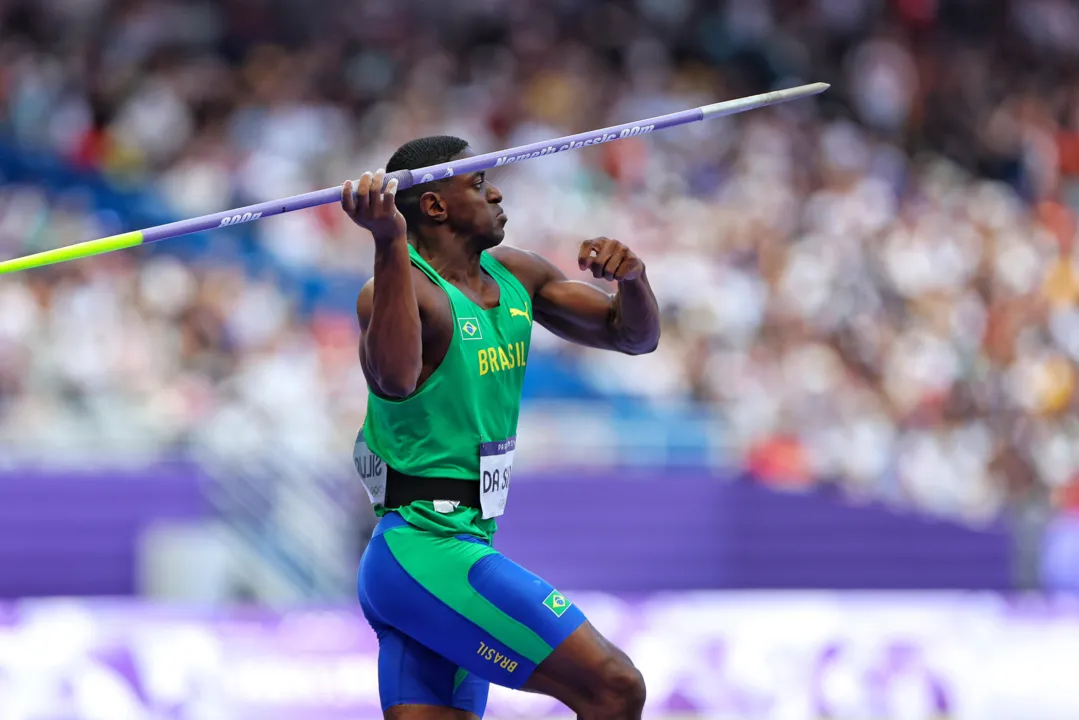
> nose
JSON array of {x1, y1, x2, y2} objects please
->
[{"x1": 486, "y1": 182, "x2": 503, "y2": 204}]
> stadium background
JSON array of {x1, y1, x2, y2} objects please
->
[{"x1": 1, "y1": 0, "x2": 1079, "y2": 717}]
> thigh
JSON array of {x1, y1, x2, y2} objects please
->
[
  {"x1": 372, "y1": 620, "x2": 489, "y2": 718},
  {"x1": 521, "y1": 620, "x2": 636, "y2": 708},
  {"x1": 384, "y1": 707, "x2": 478, "y2": 720},
  {"x1": 361, "y1": 521, "x2": 587, "y2": 691}
]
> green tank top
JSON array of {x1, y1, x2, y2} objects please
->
[{"x1": 357, "y1": 244, "x2": 533, "y2": 542}]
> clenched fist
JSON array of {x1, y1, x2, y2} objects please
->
[{"x1": 578, "y1": 237, "x2": 645, "y2": 282}]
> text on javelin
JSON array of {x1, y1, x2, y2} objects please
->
[{"x1": 493, "y1": 125, "x2": 655, "y2": 167}]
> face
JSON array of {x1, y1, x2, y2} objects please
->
[{"x1": 424, "y1": 148, "x2": 507, "y2": 248}]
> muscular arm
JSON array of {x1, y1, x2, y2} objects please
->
[
  {"x1": 492, "y1": 243, "x2": 661, "y2": 355},
  {"x1": 356, "y1": 237, "x2": 424, "y2": 398},
  {"x1": 344, "y1": 169, "x2": 427, "y2": 399}
]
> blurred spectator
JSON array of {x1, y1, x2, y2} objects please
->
[{"x1": 2, "y1": 0, "x2": 1079, "y2": 579}]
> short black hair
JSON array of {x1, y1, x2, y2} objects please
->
[{"x1": 387, "y1": 136, "x2": 469, "y2": 225}]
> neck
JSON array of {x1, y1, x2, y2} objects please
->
[{"x1": 411, "y1": 231, "x2": 484, "y2": 284}]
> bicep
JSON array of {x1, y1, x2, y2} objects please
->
[
  {"x1": 355, "y1": 270, "x2": 432, "y2": 334},
  {"x1": 491, "y1": 245, "x2": 619, "y2": 349},
  {"x1": 532, "y1": 262, "x2": 619, "y2": 350},
  {"x1": 535, "y1": 278, "x2": 614, "y2": 328},
  {"x1": 356, "y1": 272, "x2": 435, "y2": 397},
  {"x1": 355, "y1": 281, "x2": 377, "y2": 385},
  {"x1": 355, "y1": 280, "x2": 375, "y2": 333}
]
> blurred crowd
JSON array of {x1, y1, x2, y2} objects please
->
[{"x1": 3, "y1": 0, "x2": 1079, "y2": 535}]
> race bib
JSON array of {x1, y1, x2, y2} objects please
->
[
  {"x1": 479, "y1": 437, "x2": 515, "y2": 519},
  {"x1": 353, "y1": 429, "x2": 387, "y2": 505}
]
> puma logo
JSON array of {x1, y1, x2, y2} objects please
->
[{"x1": 509, "y1": 307, "x2": 531, "y2": 324}]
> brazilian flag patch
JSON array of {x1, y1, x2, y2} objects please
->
[
  {"x1": 543, "y1": 590, "x2": 571, "y2": 617},
  {"x1": 458, "y1": 317, "x2": 482, "y2": 340}
]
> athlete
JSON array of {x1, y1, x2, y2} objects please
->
[{"x1": 346, "y1": 136, "x2": 661, "y2": 720}]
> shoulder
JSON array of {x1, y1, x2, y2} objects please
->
[
  {"x1": 487, "y1": 245, "x2": 564, "y2": 292},
  {"x1": 486, "y1": 244, "x2": 536, "y2": 271},
  {"x1": 355, "y1": 265, "x2": 443, "y2": 323}
]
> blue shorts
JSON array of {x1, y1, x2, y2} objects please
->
[{"x1": 358, "y1": 512, "x2": 588, "y2": 715}]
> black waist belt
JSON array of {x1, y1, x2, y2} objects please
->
[{"x1": 384, "y1": 467, "x2": 481, "y2": 510}]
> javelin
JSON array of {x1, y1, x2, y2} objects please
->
[{"x1": 0, "y1": 82, "x2": 828, "y2": 275}]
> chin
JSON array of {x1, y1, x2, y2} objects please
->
[{"x1": 480, "y1": 228, "x2": 506, "y2": 249}]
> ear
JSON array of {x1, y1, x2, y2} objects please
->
[{"x1": 418, "y1": 190, "x2": 448, "y2": 223}]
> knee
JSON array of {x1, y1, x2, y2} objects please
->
[{"x1": 591, "y1": 655, "x2": 646, "y2": 719}]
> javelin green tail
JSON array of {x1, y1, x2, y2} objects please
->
[{"x1": 0, "y1": 231, "x2": 145, "y2": 275}]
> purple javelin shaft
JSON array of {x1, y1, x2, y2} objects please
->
[
  {"x1": 145, "y1": 107, "x2": 700, "y2": 242},
  {"x1": 116, "y1": 83, "x2": 828, "y2": 245}
]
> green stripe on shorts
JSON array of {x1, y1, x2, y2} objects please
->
[
  {"x1": 383, "y1": 527, "x2": 554, "y2": 664},
  {"x1": 453, "y1": 667, "x2": 469, "y2": 692}
]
